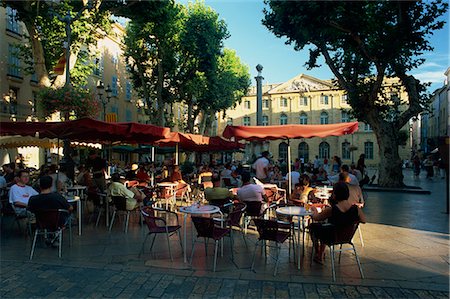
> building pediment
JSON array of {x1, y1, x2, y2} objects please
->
[{"x1": 268, "y1": 74, "x2": 332, "y2": 94}]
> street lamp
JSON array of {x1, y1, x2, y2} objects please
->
[
  {"x1": 47, "y1": 0, "x2": 93, "y2": 87},
  {"x1": 97, "y1": 80, "x2": 111, "y2": 121}
]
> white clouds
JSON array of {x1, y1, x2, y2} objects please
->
[{"x1": 412, "y1": 71, "x2": 446, "y2": 83}]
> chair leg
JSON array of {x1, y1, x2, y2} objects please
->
[
  {"x1": 166, "y1": 232, "x2": 173, "y2": 262},
  {"x1": 213, "y1": 240, "x2": 219, "y2": 272},
  {"x1": 358, "y1": 226, "x2": 365, "y2": 247},
  {"x1": 125, "y1": 212, "x2": 130, "y2": 233},
  {"x1": 58, "y1": 230, "x2": 62, "y2": 258},
  {"x1": 139, "y1": 234, "x2": 150, "y2": 257},
  {"x1": 177, "y1": 230, "x2": 184, "y2": 253},
  {"x1": 204, "y1": 238, "x2": 208, "y2": 256},
  {"x1": 338, "y1": 244, "x2": 343, "y2": 263},
  {"x1": 274, "y1": 243, "x2": 280, "y2": 276},
  {"x1": 240, "y1": 227, "x2": 248, "y2": 248},
  {"x1": 353, "y1": 244, "x2": 365, "y2": 279},
  {"x1": 149, "y1": 234, "x2": 157, "y2": 252},
  {"x1": 330, "y1": 246, "x2": 336, "y2": 282},
  {"x1": 229, "y1": 233, "x2": 234, "y2": 261},
  {"x1": 189, "y1": 237, "x2": 197, "y2": 265},
  {"x1": 30, "y1": 230, "x2": 38, "y2": 260},
  {"x1": 251, "y1": 240, "x2": 259, "y2": 272},
  {"x1": 109, "y1": 210, "x2": 116, "y2": 231},
  {"x1": 95, "y1": 208, "x2": 102, "y2": 227}
]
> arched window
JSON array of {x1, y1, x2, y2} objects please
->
[
  {"x1": 320, "y1": 112, "x2": 329, "y2": 124},
  {"x1": 298, "y1": 142, "x2": 309, "y2": 163},
  {"x1": 319, "y1": 142, "x2": 330, "y2": 159},
  {"x1": 279, "y1": 142, "x2": 288, "y2": 162},
  {"x1": 280, "y1": 113, "x2": 288, "y2": 125},
  {"x1": 262, "y1": 115, "x2": 269, "y2": 126},
  {"x1": 364, "y1": 141, "x2": 374, "y2": 159},
  {"x1": 342, "y1": 141, "x2": 350, "y2": 159},
  {"x1": 299, "y1": 112, "x2": 308, "y2": 125}
]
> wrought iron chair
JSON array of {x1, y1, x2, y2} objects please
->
[
  {"x1": 190, "y1": 216, "x2": 232, "y2": 272},
  {"x1": 251, "y1": 218, "x2": 293, "y2": 276},
  {"x1": 30, "y1": 209, "x2": 71, "y2": 260},
  {"x1": 140, "y1": 206, "x2": 183, "y2": 261},
  {"x1": 108, "y1": 196, "x2": 142, "y2": 233}
]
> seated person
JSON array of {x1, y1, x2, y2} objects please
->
[
  {"x1": 136, "y1": 164, "x2": 150, "y2": 183},
  {"x1": 327, "y1": 164, "x2": 359, "y2": 186},
  {"x1": 198, "y1": 166, "x2": 213, "y2": 189},
  {"x1": 170, "y1": 165, "x2": 191, "y2": 195},
  {"x1": 339, "y1": 172, "x2": 364, "y2": 207},
  {"x1": 108, "y1": 173, "x2": 145, "y2": 210},
  {"x1": 204, "y1": 187, "x2": 234, "y2": 207},
  {"x1": 125, "y1": 164, "x2": 138, "y2": 181},
  {"x1": 285, "y1": 168, "x2": 301, "y2": 191},
  {"x1": 309, "y1": 182, "x2": 366, "y2": 263},
  {"x1": 269, "y1": 165, "x2": 284, "y2": 182},
  {"x1": 3, "y1": 163, "x2": 16, "y2": 187},
  {"x1": 9, "y1": 169, "x2": 38, "y2": 216},
  {"x1": 237, "y1": 171, "x2": 268, "y2": 203},
  {"x1": 290, "y1": 174, "x2": 316, "y2": 206},
  {"x1": 28, "y1": 176, "x2": 73, "y2": 225}
]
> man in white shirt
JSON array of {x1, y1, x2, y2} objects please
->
[
  {"x1": 237, "y1": 172, "x2": 267, "y2": 202},
  {"x1": 252, "y1": 151, "x2": 270, "y2": 182},
  {"x1": 285, "y1": 168, "x2": 301, "y2": 191},
  {"x1": 313, "y1": 156, "x2": 321, "y2": 171},
  {"x1": 9, "y1": 169, "x2": 38, "y2": 215}
]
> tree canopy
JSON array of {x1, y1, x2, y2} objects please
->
[{"x1": 263, "y1": 0, "x2": 448, "y2": 187}]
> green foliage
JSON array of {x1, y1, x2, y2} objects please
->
[
  {"x1": 1, "y1": 0, "x2": 112, "y2": 87},
  {"x1": 263, "y1": 1, "x2": 448, "y2": 126},
  {"x1": 37, "y1": 86, "x2": 100, "y2": 119}
]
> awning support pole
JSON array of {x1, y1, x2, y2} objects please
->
[
  {"x1": 175, "y1": 143, "x2": 179, "y2": 165},
  {"x1": 287, "y1": 138, "x2": 291, "y2": 200}
]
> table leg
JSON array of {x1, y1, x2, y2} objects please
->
[
  {"x1": 297, "y1": 218, "x2": 301, "y2": 270},
  {"x1": 183, "y1": 214, "x2": 187, "y2": 263},
  {"x1": 78, "y1": 200, "x2": 82, "y2": 236},
  {"x1": 106, "y1": 198, "x2": 109, "y2": 227}
]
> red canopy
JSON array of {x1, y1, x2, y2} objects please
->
[
  {"x1": 222, "y1": 122, "x2": 359, "y2": 141},
  {"x1": 154, "y1": 132, "x2": 243, "y2": 152},
  {"x1": 0, "y1": 118, "x2": 170, "y2": 144}
]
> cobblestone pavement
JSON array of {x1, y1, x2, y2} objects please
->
[{"x1": 1, "y1": 261, "x2": 448, "y2": 298}]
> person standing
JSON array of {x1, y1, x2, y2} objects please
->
[
  {"x1": 313, "y1": 156, "x2": 320, "y2": 172},
  {"x1": 423, "y1": 155, "x2": 434, "y2": 179},
  {"x1": 252, "y1": 151, "x2": 270, "y2": 182},
  {"x1": 357, "y1": 154, "x2": 366, "y2": 176},
  {"x1": 86, "y1": 150, "x2": 107, "y2": 192}
]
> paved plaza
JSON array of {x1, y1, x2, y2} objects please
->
[{"x1": 1, "y1": 169, "x2": 449, "y2": 298}]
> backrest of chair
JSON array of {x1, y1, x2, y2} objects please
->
[
  {"x1": 333, "y1": 222, "x2": 359, "y2": 244},
  {"x1": 222, "y1": 178, "x2": 232, "y2": 187},
  {"x1": 228, "y1": 202, "x2": 246, "y2": 226},
  {"x1": 35, "y1": 209, "x2": 65, "y2": 231},
  {"x1": 253, "y1": 218, "x2": 281, "y2": 242},
  {"x1": 111, "y1": 196, "x2": 127, "y2": 211},
  {"x1": 191, "y1": 216, "x2": 215, "y2": 238},
  {"x1": 141, "y1": 206, "x2": 159, "y2": 230},
  {"x1": 244, "y1": 201, "x2": 263, "y2": 217}
]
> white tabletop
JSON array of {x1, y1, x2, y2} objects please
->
[
  {"x1": 263, "y1": 184, "x2": 278, "y2": 189},
  {"x1": 276, "y1": 206, "x2": 312, "y2": 217},
  {"x1": 157, "y1": 182, "x2": 178, "y2": 187},
  {"x1": 179, "y1": 205, "x2": 220, "y2": 215},
  {"x1": 66, "y1": 196, "x2": 80, "y2": 203}
]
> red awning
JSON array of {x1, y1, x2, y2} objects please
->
[
  {"x1": 222, "y1": 122, "x2": 359, "y2": 141},
  {"x1": 155, "y1": 132, "x2": 209, "y2": 150},
  {"x1": 0, "y1": 118, "x2": 170, "y2": 144}
]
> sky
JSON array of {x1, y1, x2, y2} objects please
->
[{"x1": 178, "y1": 0, "x2": 449, "y2": 92}]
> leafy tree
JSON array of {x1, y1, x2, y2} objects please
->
[
  {"x1": 263, "y1": 0, "x2": 448, "y2": 187},
  {"x1": 123, "y1": 0, "x2": 183, "y2": 127},
  {"x1": 1, "y1": 0, "x2": 110, "y2": 88}
]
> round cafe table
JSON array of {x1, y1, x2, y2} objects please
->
[
  {"x1": 276, "y1": 206, "x2": 312, "y2": 270},
  {"x1": 66, "y1": 195, "x2": 82, "y2": 236},
  {"x1": 179, "y1": 205, "x2": 222, "y2": 263}
]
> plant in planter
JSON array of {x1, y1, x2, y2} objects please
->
[{"x1": 37, "y1": 86, "x2": 100, "y2": 120}]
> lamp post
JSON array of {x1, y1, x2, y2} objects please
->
[
  {"x1": 47, "y1": 0, "x2": 93, "y2": 87},
  {"x1": 97, "y1": 81, "x2": 112, "y2": 121}
]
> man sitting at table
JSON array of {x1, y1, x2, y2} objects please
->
[
  {"x1": 28, "y1": 176, "x2": 73, "y2": 225},
  {"x1": 338, "y1": 173, "x2": 364, "y2": 207},
  {"x1": 237, "y1": 171, "x2": 268, "y2": 203},
  {"x1": 108, "y1": 173, "x2": 144, "y2": 210},
  {"x1": 9, "y1": 169, "x2": 38, "y2": 216},
  {"x1": 328, "y1": 164, "x2": 359, "y2": 186}
]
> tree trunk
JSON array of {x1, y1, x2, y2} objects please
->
[
  {"x1": 186, "y1": 100, "x2": 195, "y2": 133},
  {"x1": 156, "y1": 58, "x2": 165, "y2": 127},
  {"x1": 374, "y1": 122, "x2": 405, "y2": 187},
  {"x1": 25, "y1": 22, "x2": 51, "y2": 87}
]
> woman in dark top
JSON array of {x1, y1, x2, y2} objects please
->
[{"x1": 309, "y1": 182, "x2": 366, "y2": 263}]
